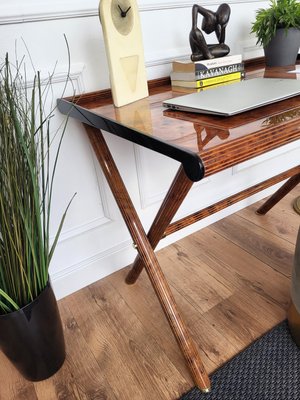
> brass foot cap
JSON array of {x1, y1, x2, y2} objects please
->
[{"x1": 201, "y1": 387, "x2": 211, "y2": 393}]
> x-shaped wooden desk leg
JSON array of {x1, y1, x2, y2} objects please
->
[
  {"x1": 256, "y1": 171, "x2": 300, "y2": 215},
  {"x1": 84, "y1": 124, "x2": 211, "y2": 393},
  {"x1": 126, "y1": 160, "x2": 195, "y2": 285}
]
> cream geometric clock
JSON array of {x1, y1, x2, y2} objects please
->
[{"x1": 99, "y1": 0, "x2": 149, "y2": 107}]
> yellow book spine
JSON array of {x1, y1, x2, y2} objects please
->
[
  {"x1": 172, "y1": 78, "x2": 243, "y2": 93},
  {"x1": 199, "y1": 72, "x2": 243, "y2": 87},
  {"x1": 172, "y1": 72, "x2": 244, "y2": 88}
]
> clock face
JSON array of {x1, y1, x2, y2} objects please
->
[{"x1": 111, "y1": 0, "x2": 134, "y2": 36}]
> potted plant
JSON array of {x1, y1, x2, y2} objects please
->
[
  {"x1": 251, "y1": 0, "x2": 300, "y2": 66},
  {"x1": 0, "y1": 55, "x2": 74, "y2": 381}
]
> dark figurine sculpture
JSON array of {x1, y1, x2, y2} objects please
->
[{"x1": 189, "y1": 3, "x2": 231, "y2": 61}]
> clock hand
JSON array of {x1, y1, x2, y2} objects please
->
[
  {"x1": 118, "y1": 4, "x2": 125, "y2": 13},
  {"x1": 118, "y1": 4, "x2": 131, "y2": 17},
  {"x1": 118, "y1": 4, "x2": 131, "y2": 18},
  {"x1": 124, "y1": 6, "x2": 131, "y2": 14}
]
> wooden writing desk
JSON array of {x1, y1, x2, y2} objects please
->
[{"x1": 58, "y1": 67, "x2": 300, "y2": 392}]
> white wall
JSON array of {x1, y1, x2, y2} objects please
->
[{"x1": 1, "y1": 0, "x2": 299, "y2": 299}]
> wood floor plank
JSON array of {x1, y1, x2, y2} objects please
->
[
  {"x1": 66, "y1": 280, "x2": 190, "y2": 400},
  {"x1": 34, "y1": 381, "x2": 58, "y2": 400},
  {"x1": 107, "y1": 268, "x2": 195, "y2": 383},
  {"x1": 238, "y1": 191, "x2": 299, "y2": 245},
  {"x1": 168, "y1": 228, "x2": 290, "y2": 310},
  {"x1": 210, "y1": 213, "x2": 294, "y2": 277},
  {"x1": 187, "y1": 313, "x2": 241, "y2": 372},
  {"x1": 188, "y1": 287, "x2": 286, "y2": 374},
  {"x1": 65, "y1": 286, "x2": 150, "y2": 400},
  {"x1": 108, "y1": 266, "x2": 234, "y2": 376},
  {"x1": 168, "y1": 230, "x2": 289, "y2": 335},
  {"x1": 162, "y1": 247, "x2": 233, "y2": 314},
  {"x1": 35, "y1": 301, "x2": 118, "y2": 400},
  {"x1": 202, "y1": 294, "x2": 270, "y2": 349},
  {"x1": 0, "y1": 351, "x2": 37, "y2": 400},
  {"x1": 88, "y1": 281, "x2": 190, "y2": 399},
  {"x1": 0, "y1": 186, "x2": 298, "y2": 399}
]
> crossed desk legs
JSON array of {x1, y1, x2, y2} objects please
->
[
  {"x1": 256, "y1": 172, "x2": 300, "y2": 215},
  {"x1": 83, "y1": 122, "x2": 300, "y2": 393},
  {"x1": 84, "y1": 125, "x2": 211, "y2": 393}
]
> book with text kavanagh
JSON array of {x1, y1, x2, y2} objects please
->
[
  {"x1": 171, "y1": 62, "x2": 244, "y2": 81},
  {"x1": 171, "y1": 71, "x2": 244, "y2": 89},
  {"x1": 171, "y1": 78, "x2": 243, "y2": 93},
  {"x1": 172, "y1": 54, "x2": 243, "y2": 73}
]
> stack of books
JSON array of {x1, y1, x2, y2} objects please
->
[{"x1": 170, "y1": 54, "x2": 244, "y2": 92}]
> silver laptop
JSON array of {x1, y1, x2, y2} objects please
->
[{"x1": 163, "y1": 78, "x2": 300, "y2": 116}]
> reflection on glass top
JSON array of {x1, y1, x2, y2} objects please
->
[
  {"x1": 161, "y1": 95, "x2": 300, "y2": 153},
  {"x1": 81, "y1": 83, "x2": 300, "y2": 155}
]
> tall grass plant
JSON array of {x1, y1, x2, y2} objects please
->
[{"x1": 0, "y1": 55, "x2": 73, "y2": 314}]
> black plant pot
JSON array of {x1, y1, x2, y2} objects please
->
[
  {"x1": 264, "y1": 28, "x2": 300, "y2": 67},
  {"x1": 0, "y1": 281, "x2": 65, "y2": 381},
  {"x1": 288, "y1": 225, "x2": 300, "y2": 347}
]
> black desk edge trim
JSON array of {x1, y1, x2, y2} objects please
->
[{"x1": 57, "y1": 98, "x2": 205, "y2": 182}]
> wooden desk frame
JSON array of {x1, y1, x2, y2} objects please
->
[{"x1": 58, "y1": 75, "x2": 300, "y2": 393}]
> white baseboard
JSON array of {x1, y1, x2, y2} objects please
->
[{"x1": 51, "y1": 239, "x2": 135, "y2": 299}]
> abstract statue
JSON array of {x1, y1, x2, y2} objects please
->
[{"x1": 189, "y1": 3, "x2": 231, "y2": 61}]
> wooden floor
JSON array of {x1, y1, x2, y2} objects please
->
[{"x1": 1, "y1": 186, "x2": 299, "y2": 400}]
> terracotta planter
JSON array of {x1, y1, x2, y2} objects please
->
[
  {"x1": 288, "y1": 225, "x2": 300, "y2": 347},
  {"x1": 264, "y1": 28, "x2": 300, "y2": 67},
  {"x1": 0, "y1": 281, "x2": 65, "y2": 381}
]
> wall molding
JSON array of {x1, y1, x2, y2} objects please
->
[
  {"x1": 52, "y1": 215, "x2": 111, "y2": 243},
  {"x1": 0, "y1": 0, "x2": 266, "y2": 25},
  {"x1": 51, "y1": 238, "x2": 132, "y2": 281},
  {"x1": 146, "y1": 54, "x2": 189, "y2": 68},
  {"x1": 24, "y1": 62, "x2": 86, "y2": 95},
  {"x1": 51, "y1": 238, "x2": 134, "y2": 299}
]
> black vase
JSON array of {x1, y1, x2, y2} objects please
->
[
  {"x1": 264, "y1": 28, "x2": 300, "y2": 67},
  {"x1": 0, "y1": 281, "x2": 65, "y2": 381}
]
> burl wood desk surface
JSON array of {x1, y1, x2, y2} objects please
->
[{"x1": 58, "y1": 66, "x2": 300, "y2": 182}]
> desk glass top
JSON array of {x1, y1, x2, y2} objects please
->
[{"x1": 58, "y1": 67, "x2": 300, "y2": 181}]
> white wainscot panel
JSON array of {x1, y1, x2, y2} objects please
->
[
  {"x1": 134, "y1": 145, "x2": 210, "y2": 209},
  {"x1": 50, "y1": 131, "x2": 140, "y2": 298},
  {"x1": 134, "y1": 145, "x2": 179, "y2": 208},
  {"x1": 50, "y1": 118, "x2": 113, "y2": 241},
  {"x1": 232, "y1": 141, "x2": 300, "y2": 182},
  {"x1": 39, "y1": 69, "x2": 114, "y2": 243},
  {"x1": 134, "y1": 145, "x2": 234, "y2": 233},
  {"x1": 49, "y1": 126, "x2": 139, "y2": 257}
]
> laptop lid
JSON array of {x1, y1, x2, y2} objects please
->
[{"x1": 163, "y1": 78, "x2": 300, "y2": 116}]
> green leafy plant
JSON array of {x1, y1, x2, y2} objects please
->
[
  {"x1": 0, "y1": 55, "x2": 74, "y2": 314},
  {"x1": 251, "y1": 0, "x2": 300, "y2": 47}
]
